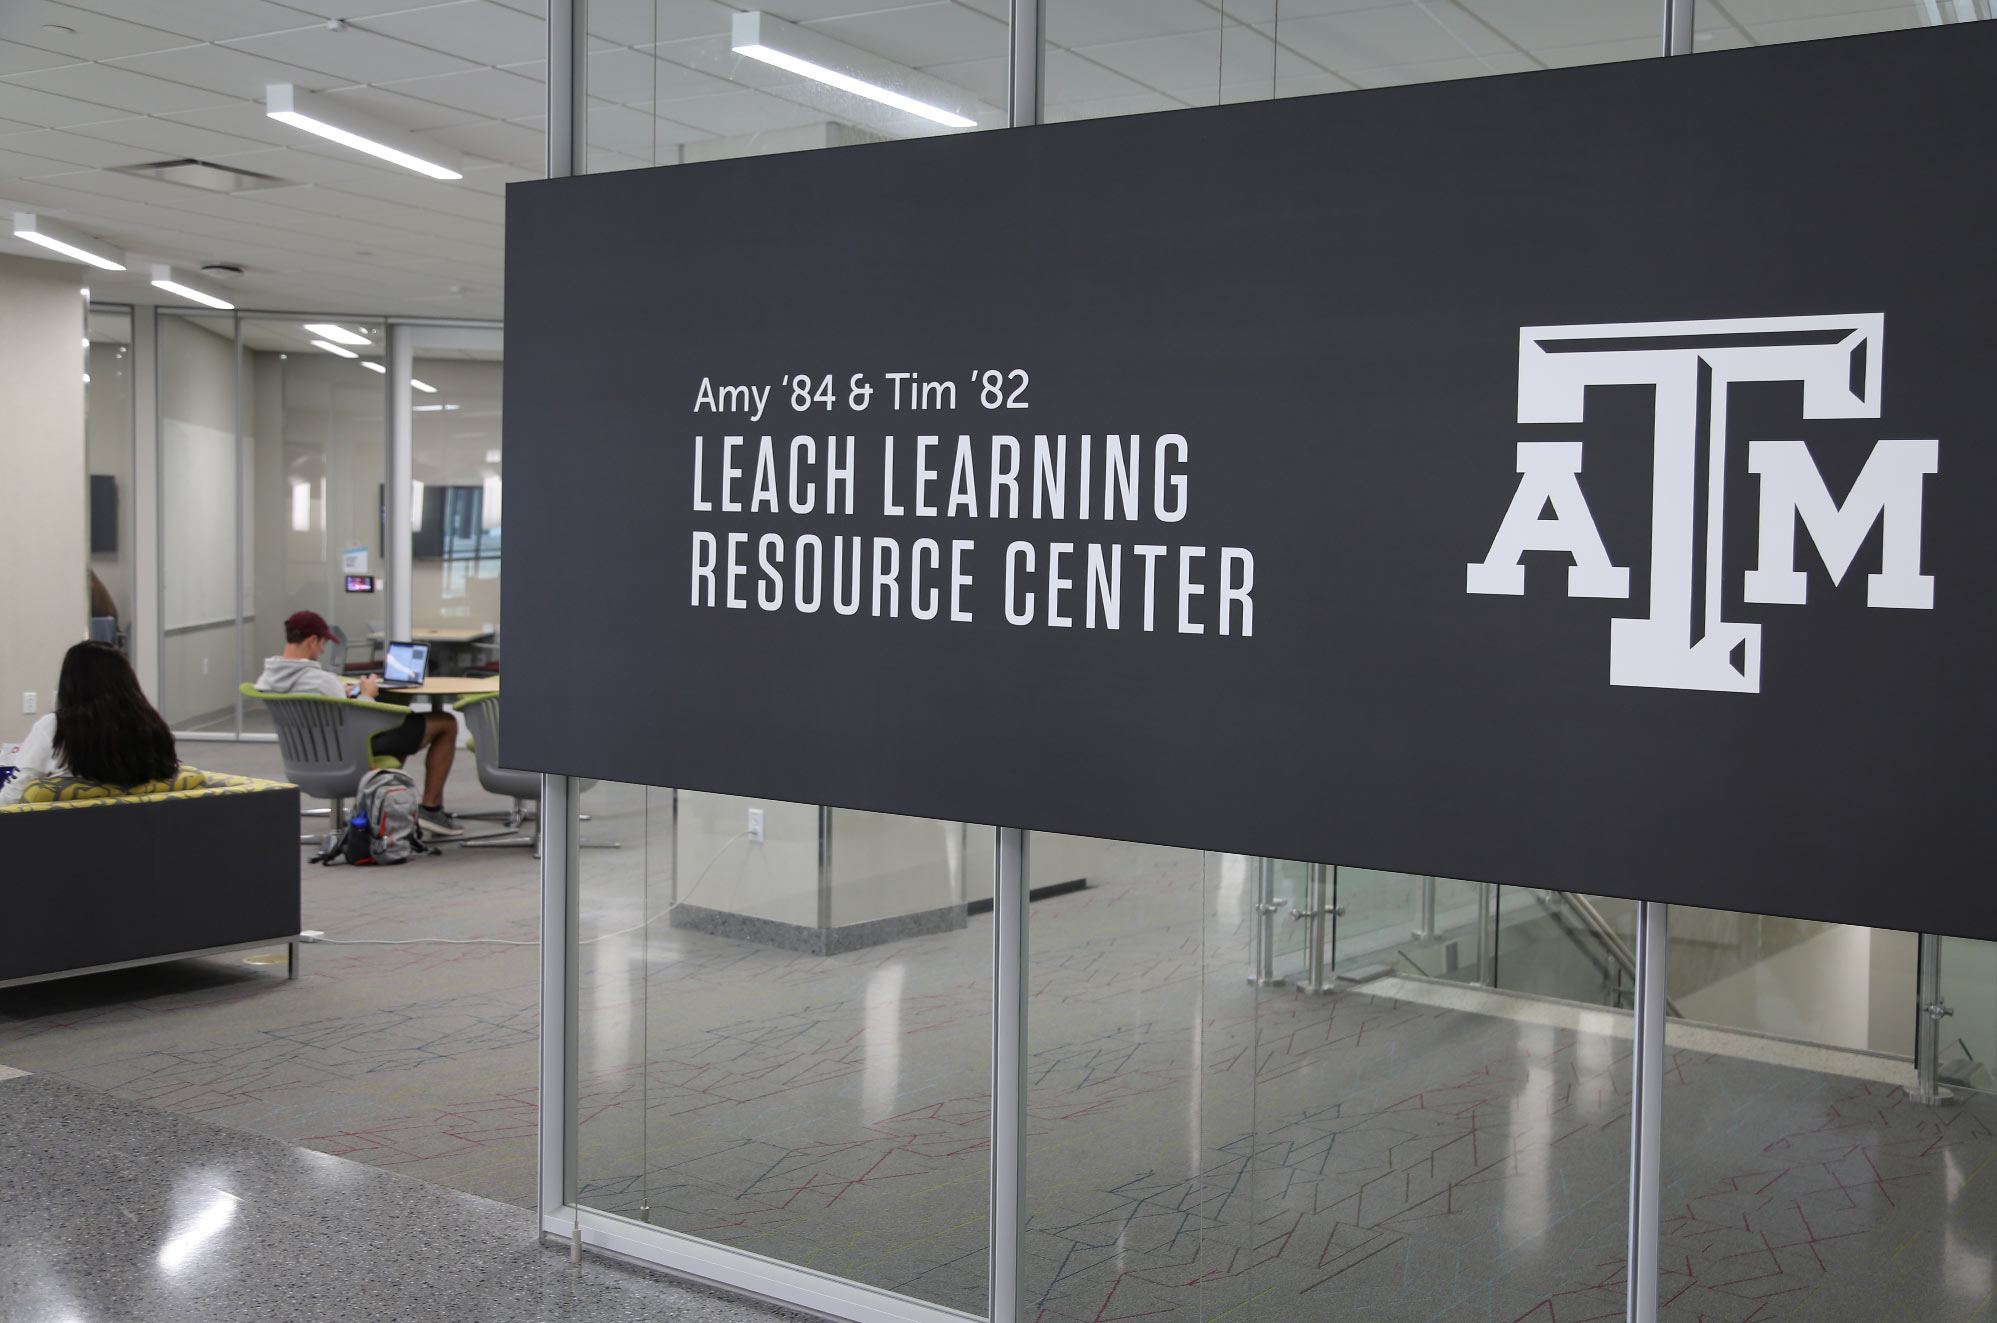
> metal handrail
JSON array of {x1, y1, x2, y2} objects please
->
[{"x1": 1553, "y1": 891, "x2": 1681, "y2": 1017}]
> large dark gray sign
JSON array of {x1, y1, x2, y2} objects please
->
[{"x1": 506, "y1": 26, "x2": 1997, "y2": 938}]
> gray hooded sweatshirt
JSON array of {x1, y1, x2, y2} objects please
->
[{"x1": 254, "y1": 655, "x2": 344, "y2": 698}]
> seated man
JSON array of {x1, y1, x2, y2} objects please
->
[{"x1": 255, "y1": 610, "x2": 463, "y2": 838}]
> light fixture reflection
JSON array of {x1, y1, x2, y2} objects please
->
[
  {"x1": 361, "y1": 361, "x2": 386, "y2": 374},
  {"x1": 410, "y1": 379, "x2": 437, "y2": 393},
  {"x1": 158, "y1": 1187, "x2": 239, "y2": 1273},
  {"x1": 310, "y1": 339, "x2": 359, "y2": 359},
  {"x1": 729, "y1": 12, "x2": 976, "y2": 129},
  {"x1": 304, "y1": 323, "x2": 369, "y2": 345},
  {"x1": 149, "y1": 264, "x2": 234, "y2": 310}
]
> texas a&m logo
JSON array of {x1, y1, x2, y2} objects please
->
[{"x1": 1466, "y1": 315, "x2": 1936, "y2": 693}]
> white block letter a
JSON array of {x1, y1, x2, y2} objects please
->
[{"x1": 1466, "y1": 441, "x2": 1630, "y2": 598}]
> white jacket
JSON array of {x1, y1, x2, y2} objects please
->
[{"x1": 0, "y1": 712, "x2": 66, "y2": 806}]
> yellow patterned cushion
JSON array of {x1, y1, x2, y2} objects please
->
[{"x1": 21, "y1": 766, "x2": 205, "y2": 803}]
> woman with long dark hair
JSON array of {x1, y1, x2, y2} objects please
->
[{"x1": 0, "y1": 641, "x2": 178, "y2": 805}]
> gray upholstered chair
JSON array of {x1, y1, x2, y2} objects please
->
[
  {"x1": 241, "y1": 683, "x2": 408, "y2": 852},
  {"x1": 454, "y1": 691, "x2": 614, "y2": 851}
]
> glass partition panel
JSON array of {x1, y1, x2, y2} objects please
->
[
  {"x1": 1697, "y1": 0, "x2": 1936, "y2": 50},
  {"x1": 1044, "y1": 0, "x2": 1664, "y2": 122},
  {"x1": 158, "y1": 309, "x2": 246, "y2": 733},
  {"x1": 1657, "y1": 918, "x2": 1983, "y2": 1321},
  {"x1": 410, "y1": 351, "x2": 503, "y2": 673},
  {"x1": 583, "y1": 0, "x2": 1007, "y2": 174},
  {"x1": 573, "y1": 787, "x2": 994, "y2": 1312},
  {"x1": 1667, "y1": 907, "x2": 1916, "y2": 1055},
  {"x1": 1940, "y1": 935, "x2": 1997, "y2": 1093},
  {"x1": 84, "y1": 306, "x2": 134, "y2": 657},
  {"x1": 239, "y1": 317, "x2": 389, "y2": 731},
  {"x1": 1022, "y1": 848, "x2": 1635, "y2": 1322}
]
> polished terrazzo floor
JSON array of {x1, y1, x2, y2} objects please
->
[{"x1": 0, "y1": 1069, "x2": 808, "y2": 1323}]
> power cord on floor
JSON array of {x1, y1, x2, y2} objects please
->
[{"x1": 296, "y1": 829, "x2": 757, "y2": 951}]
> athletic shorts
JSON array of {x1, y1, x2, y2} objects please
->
[{"x1": 372, "y1": 712, "x2": 428, "y2": 760}]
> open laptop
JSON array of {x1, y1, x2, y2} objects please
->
[{"x1": 376, "y1": 640, "x2": 431, "y2": 690}]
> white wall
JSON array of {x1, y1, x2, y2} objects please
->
[
  {"x1": 0, "y1": 255, "x2": 86, "y2": 738},
  {"x1": 157, "y1": 314, "x2": 246, "y2": 725}
]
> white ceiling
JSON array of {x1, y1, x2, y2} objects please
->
[{"x1": 0, "y1": 0, "x2": 1943, "y2": 319}]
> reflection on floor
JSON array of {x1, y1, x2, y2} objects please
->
[
  {"x1": 572, "y1": 835, "x2": 1997, "y2": 1323},
  {"x1": 0, "y1": 1069, "x2": 807, "y2": 1323}
]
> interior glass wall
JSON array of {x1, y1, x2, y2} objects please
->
[
  {"x1": 410, "y1": 349, "x2": 504, "y2": 673},
  {"x1": 154, "y1": 310, "x2": 496, "y2": 735},
  {"x1": 554, "y1": 5, "x2": 1996, "y2": 1322},
  {"x1": 84, "y1": 305, "x2": 135, "y2": 656},
  {"x1": 573, "y1": 789, "x2": 995, "y2": 1312},
  {"x1": 158, "y1": 309, "x2": 248, "y2": 733},
  {"x1": 243, "y1": 317, "x2": 389, "y2": 731},
  {"x1": 568, "y1": 7, "x2": 1012, "y2": 1308}
]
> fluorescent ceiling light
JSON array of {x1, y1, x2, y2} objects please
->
[
  {"x1": 731, "y1": 11, "x2": 978, "y2": 130},
  {"x1": 361, "y1": 361, "x2": 386, "y2": 373},
  {"x1": 266, "y1": 84, "x2": 462, "y2": 181},
  {"x1": 150, "y1": 265, "x2": 234, "y2": 310},
  {"x1": 305, "y1": 323, "x2": 369, "y2": 345},
  {"x1": 413, "y1": 403, "x2": 460, "y2": 411},
  {"x1": 13, "y1": 213, "x2": 126, "y2": 270},
  {"x1": 310, "y1": 338, "x2": 358, "y2": 358},
  {"x1": 410, "y1": 379, "x2": 437, "y2": 393}
]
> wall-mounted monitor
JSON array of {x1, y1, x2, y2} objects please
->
[
  {"x1": 89, "y1": 474, "x2": 117, "y2": 554},
  {"x1": 344, "y1": 575, "x2": 376, "y2": 593}
]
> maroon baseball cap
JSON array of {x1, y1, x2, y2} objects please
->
[{"x1": 285, "y1": 609, "x2": 337, "y2": 641}]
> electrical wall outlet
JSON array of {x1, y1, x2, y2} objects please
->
[
  {"x1": 746, "y1": 807, "x2": 765, "y2": 843},
  {"x1": 21, "y1": 692, "x2": 35, "y2": 714}
]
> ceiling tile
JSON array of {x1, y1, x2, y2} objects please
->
[
  {"x1": 1347, "y1": 49, "x2": 1539, "y2": 87},
  {"x1": 53, "y1": 111, "x2": 276, "y2": 160},
  {"x1": 0, "y1": 42, "x2": 85, "y2": 76},
  {"x1": 588, "y1": 47, "x2": 734, "y2": 104},
  {"x1": 59, "y1": 0, "x2": 323, "y2": 43},
  {"x1": 1452, "y1": 0, "x2": 1661, "y2": 51},
  {"x1": 1278, "y1": 7, "x2": 1513, "y2": 73},
  {"x1": 585, "y1": 0, "x2": 736, "y2": 47},
  {"x1": 421, "y1": 118, "x2": 543, "y2": 165},
  {"x1": 224, "y1": 24, "x2": 482, "y2": 84},
  {"x1": 323, "y1": 82, "x2": 487, "y2": 130},
  {"x1": 362, "y1": 1, "x2": 547, "y2": 68},
  {"x1": 917, "y1": 54, "x2": 1007, "y2": 103},
  {"x1": 0, "y1": 3, "x2": 189, "y2": 62},
  {"x1": 1743, "y1": 10, "x2": 1920, "y2": 43},
  {"x1": 0, "y1": 79, "x2": 132, "y2": 128},
  {"x1": 1068, "y1": 31, "x2": 1224, "y2": 96},
  {"x1": 379, "y1": 67, "x2": 548, "y2": 120},
  {"x1": 8, "y1": 61, "x2": 242, "y2": 115},
  {"x1": 0, "y1": 126, "x2": 162, "y2": 169},
  {"x1": 805, "y1": 2, "x2": 1009, "y2": 68},
  {"x1": 102, "y1": 41, "x2": 329, "y2": 100},
  {"x1": 1047, "y1": 0, "x2": 1224, "y2": 49}
]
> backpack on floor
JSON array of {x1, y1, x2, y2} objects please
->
[{"x1": 341, "y1": 766, "x2": 427, "y2": 865}]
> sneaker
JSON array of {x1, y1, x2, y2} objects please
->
[{"x1": 417, "y1": 805, "x2": 464, "y2": 839}]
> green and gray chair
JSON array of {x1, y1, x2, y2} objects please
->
[
  {"x1": 454, "y1": 691, "x2": 615, "y2": 851},
  {"x1": 239, "y1": 683, "x2": 408, "y2": 852}
]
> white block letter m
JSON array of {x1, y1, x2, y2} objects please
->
[{"x1": 1743, "y1": 438, "x2": 1937, "y2": 610}]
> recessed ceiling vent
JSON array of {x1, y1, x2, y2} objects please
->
[{"x1": 110, "y1": 159, "x2": 292, "y2": 193}]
